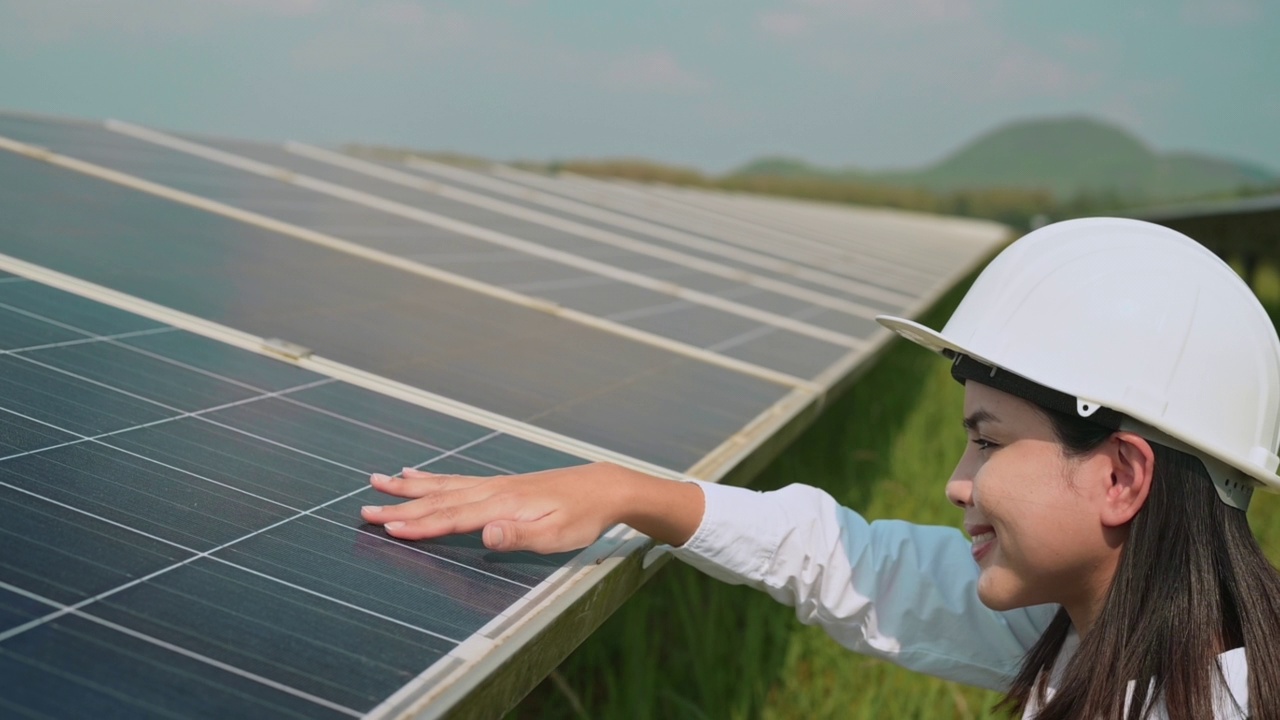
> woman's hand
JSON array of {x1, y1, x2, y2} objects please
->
[{"x1": 360, "y1": 462, "x2": 704, "y2": 554}]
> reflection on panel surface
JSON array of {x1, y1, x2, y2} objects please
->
[
  {"x1": 0, "y1": 281, "x2": 598, "y2": 717},
  {"x1": 0, "y1": 115, "x2": 857, "y2": 378},
  {"x1": 0, "y1": 147, "x2": 788, "y2": 469}
]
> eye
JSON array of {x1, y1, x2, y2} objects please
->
[{"x1": 971, "y1": 438, "x2": 999, "y2": 452}]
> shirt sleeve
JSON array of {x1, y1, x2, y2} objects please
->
[{"x1": 667, "y1": 479, "x2": 1058, "y2": 691}]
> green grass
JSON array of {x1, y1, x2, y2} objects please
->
[{"x1": 512, "y1": 267, "x2": 1280, "y2": 720}]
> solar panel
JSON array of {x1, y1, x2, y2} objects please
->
[
  {"x1": 0, "y1": 110, "x2": 1009, "y2": 717},
  {"x1": 0, "y1": 115, "x2": 861, "y2": 386},
  {"x1": 0, "y1": 145, "x2": 796, "y2": 470},
  {"x1": 0, "y1": 276, "x2": 620, "y2": 718}
]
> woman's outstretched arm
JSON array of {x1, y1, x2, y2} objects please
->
[{"x1": 360, "y1": 462, "x2": 704, "y2": 554}]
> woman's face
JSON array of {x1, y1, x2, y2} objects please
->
[{"x1": 947, "y1": 382, "x2": 1120, "y2": 623}]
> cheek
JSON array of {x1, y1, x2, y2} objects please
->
[{"x1": 976, "y1": 457, "x2": 1092, "y2": 563}]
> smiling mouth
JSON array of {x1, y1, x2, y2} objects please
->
[{"x1": 969, "y1": 529, "x2": 996, "y2": 561}]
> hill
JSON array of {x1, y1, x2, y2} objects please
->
[{"x1": 734, "y1": 117, "x2": 1277, "y2": 204}]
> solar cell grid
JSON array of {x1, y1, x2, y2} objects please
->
[
  {"x1": 400, "y1": 158, "x2": 920, "y2": 310},
  {"x1": 0, "y1": 117, "x2": 861, "y2": 382},
  {"x1": 486, "y1": 166, "x2": 941, "y2": 293},
  {"x1": 188, "y1": 135, "x2": 892, "y2": 333},
  {"x1": 0, "y1": 147, "x2": 791, "y2": 469},
  {"x1": 0, "y1": 279, "x2": 599, "y2": 718}
]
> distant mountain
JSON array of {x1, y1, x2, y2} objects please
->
[{"x1": 733, "y1": 117, "x2": 1278, "y2": 203}]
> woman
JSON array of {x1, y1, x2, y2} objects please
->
[{"x1": 361, "y1": 218, "x2": 1280, "y2": 718}]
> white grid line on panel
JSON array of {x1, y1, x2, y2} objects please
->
[
  {"x1": 78, "y1": 432, "x2": 534, "y2": 590},
  {"x1": 646, "y1": 185, "x2": 950, "y2": 275},
  {"x1": 7, "y1": 349, "x2": 444, "y2": 480},
  {"x1": 113, "y1": 125, "x2": 864, "y2": 354},
  {"x1": 0, "y1": 252, "x2": 686, "y2": 481},
  {"x1": 0, "y1": 376, "x2": 335, "y2": 466},
  {"x1": 400, "y1": 155, "x2": 915, "y2": 311},
  {"x1": 553, "y1": 173, "x2": 937, "y2": 292},
  {"x1": 0, "y1": 327, "x2": 176, "y2": 357},
  {"x1": 0, "y1": 580, "x2": 366, "y2": 718},
  {"x1": 706, "y1": 304, "x2": 830, "y2": 355},
  {"x1": 104, "y1": 124, "x2": 859, "y2": 349},
  {"x1": 0, "y1": 132, "x2": 812, "y2": 391},
  {"x1": 0, "y1": 427, "x2": 509, "y2": 646},
  {"x1": 485, "y1": 163, "x2": 924, "y2": 304},
  {"x1": 0, "y1": 311, "x2": 544, "y2": 595},
  {"x1": 287, "y1": 142, "x2": 898, "y2": 322},
  {"x1": 0, "y1": 299, "x2": 518, "y2": 476}
]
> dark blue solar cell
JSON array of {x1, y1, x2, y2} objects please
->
[
  {"x1": 85, "y1": 559, "x2": 454, "y2": 712},
  {"x1": 285, "y1": 381, "x2": 493, "y2": 458},
  {"x1": 0, "y1": 304, "x2": 87, "y2": 350},
  {"x1": 0, "y1": 443, "x2": 295, "y2": 552},
  {"x1": 202, "y1": 396, "x2": 463, "y2": 476},
  {"x1": 214, "y1": 515, "x2": 527, "y2": 642},
  {"x1": 0, "y1": 615, "x2": 353, "y2": 720},
  {"x1": 99, "y1": 417, "x2": 366, "y2": 509},
  {"x1": 314, "y1": 454, "x2": 578, "y2": 588},
  {"x1": 0, "y1": 484, "x2": 192, "y2": 606},
  {"x1": 20, "y1": 341, "x2": 261, "y2": 413},
  {"x1": 458, "y1": 432, "x2": 586, "y2": 473},
  {"x1": 118, "y1": 330, "x2": 326, "y2": 392},
  {"x1": 0, "y1": 354, "x2": 176, "y2": 437},
  {"x1": 0, "y1": 276, "x2": 165, "y2": 336},
  {"x1": 0, "y1": 587, "x2": 53, "y2": 634},
  {"x1": 0, "y1": 411, "x2": 79, "y2": 458}
]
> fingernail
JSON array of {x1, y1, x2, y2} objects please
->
[
  {"x1": 402, "y1": 467, "x2": 416, "y2": 474},
  {"x1": 371, "y1": 473, "x2": 391, "y2": 482},
  {"x1": 486, "y1": 526, "x2": 504, "y2": 547},
  {"x1": 384, "y1": 521, "x2": 405, "y2": 531},
  {"x1": 361, "y1": 505, "x2": 379, "y2": 514}
]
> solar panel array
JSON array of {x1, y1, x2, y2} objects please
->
[{"x1": 0, "y1": 110, "x2": 1008, "y2": 718}]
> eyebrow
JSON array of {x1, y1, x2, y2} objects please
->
[{"x1": 962, "y1": 409, "x2": 999, "y2": 431}]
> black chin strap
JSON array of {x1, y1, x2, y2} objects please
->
[{"x1": 946, "y1": 352, "x2": 1124, "y2": 430}]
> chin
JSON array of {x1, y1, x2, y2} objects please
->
[{"x1": 975, "y1": 576, "x2": 1023, "y2": 612}]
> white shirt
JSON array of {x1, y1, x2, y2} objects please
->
[{"x1": 667, "y1": 480, "x2": 1250, "y2": 718}]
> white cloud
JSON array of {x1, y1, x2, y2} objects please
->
[
  {"x1": 2, "y1": 0, "x2": 326, "y2": 45},
  {"x1": 986, "y1": 43, "x2": 1099, "y2": 98},
  {"x1": 757, "y1": 11, "x2": 810, "y2": 39},
  {"x1": 753, "y1": 0, "x2": 1097, "y2": 102},
  {"x1": 287, "y1": 3, "x2": 474, "y2": 71},
  {"x1": 793, "y1": 0, "x2": 977, "y2": 24},
  {"x1": 600, "y1": 49, "x2": 709, "y2": 94},
  {"x1": 1179, "y1": 0, "x2": 1265, "y2": 27}
]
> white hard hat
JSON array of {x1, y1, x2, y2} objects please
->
[{"x1": 878, "y1": 217, "x2": 1280, "y2": 509}]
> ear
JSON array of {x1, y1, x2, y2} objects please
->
[{"x1": 1099, "y1": 432, "x2": 1155, "y2": 528}]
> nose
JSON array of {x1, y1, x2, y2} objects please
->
[{"x1": 946, "y1": 456, "x2": 974, "y2": 509}]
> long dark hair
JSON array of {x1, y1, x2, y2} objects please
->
[{"x1": 996, "y1": 407, "x2": 1280, "y2": 719}]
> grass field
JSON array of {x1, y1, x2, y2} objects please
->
[{"x1": 512, "y1": 262, "x2": 1280, "y2": 720}]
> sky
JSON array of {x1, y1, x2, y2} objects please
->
[{"x1": 1, "y1": 0, "x2": 1277, "y2": 174}]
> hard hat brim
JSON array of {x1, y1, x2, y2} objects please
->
[
  {"x1": 875, "y1": 315, "x2": 990, "y2": 365},
  {"x1": 875, "y1": 314, "x2": 1280, "y2": 496}
]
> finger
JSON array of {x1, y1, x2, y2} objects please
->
[
  {"x1": 368, "y1": 470, "x2": 486, "y2": 499},
  {"x1": 379, "y1": 498, "x2": 518, "y2": 541},
  {"x1": 483, "y1": 515, "x2": 595, "y2": 555},
  {"x1": 361, "y1": 482, "x2": 490, "y2": 524},
  {"x1": 402, "y1": 466, "x2": 499, "y2": 485}
]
